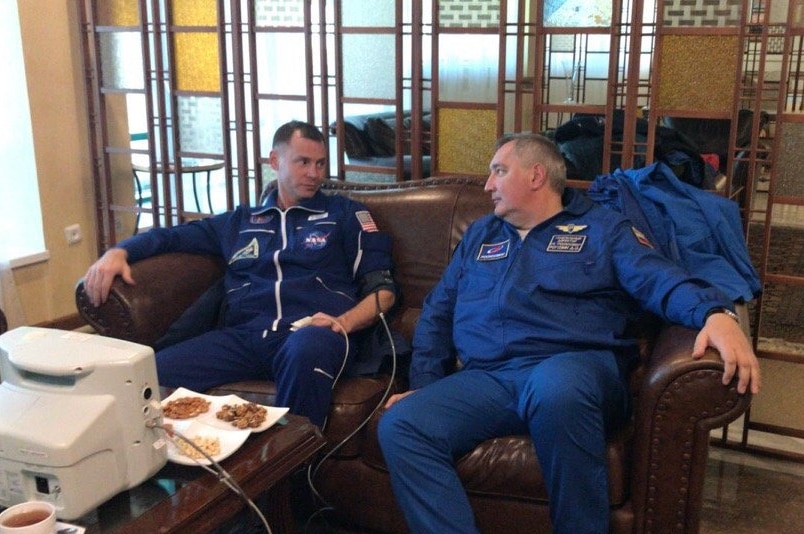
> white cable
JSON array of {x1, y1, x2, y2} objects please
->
[
  {"x1": 327, "y1": 317, "x2": 351, "y2": 394},
  {"x1": 148, "y1": 422, "x2": 273, "y2": 534},
  {"x1": 304, "y1": 309, "x2": 397, "y2": 529}
]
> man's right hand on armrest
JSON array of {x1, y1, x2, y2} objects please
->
[{"x1": 83, "y1": 248, "x2": 135, "y2": 307}]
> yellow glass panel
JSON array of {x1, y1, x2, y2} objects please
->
[
  {"x1": 437, "y1": 108, "x2": 497, "y2": 175},
  {"x1": 174, "y1": 33, "x2": 220, "y2": 93},
  {"x1": 172, "y1": 0, "x2": 217, "y2": 26},
  {"x1": 96, "y1": 0, "x2": 139, "y2": 26},
  {"x1": 656, "y1": 35, "x2": 739, "y2": 112}
]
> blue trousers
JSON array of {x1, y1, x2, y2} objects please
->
[
  {"x1": 156, "y1": 324, "x2": 349, "y2": 427},
  {"x1": 378, "y1": 351, "x2": 631, "y2": 534}
]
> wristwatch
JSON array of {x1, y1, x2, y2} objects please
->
[{"x1": 705, "y1": 307, "x2": 740, "y2": 324}]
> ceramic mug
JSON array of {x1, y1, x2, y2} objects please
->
[{"x1": 0, "y1": 501, "x2": 56, "y2": 534}]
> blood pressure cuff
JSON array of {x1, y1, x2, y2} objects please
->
[
  {"x1": 357, "y1": 230, "x2": 397, "y2": 298},
  {"x1": 359, "y1": 269, "x2": 397, "y2": 299}
]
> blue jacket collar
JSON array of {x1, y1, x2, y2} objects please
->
[
  {"x1": 253, "y1": 188, "x2": 328, "y2": 214},
  {"x1": 497, "y1": 187, "x2": 594, "y2": 236},
  {"x1": 562, "y1": 187, "x2": 594, "y2": 216}
]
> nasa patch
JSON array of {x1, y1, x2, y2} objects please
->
[{"x1": 303, "y1": 230, "x2": 331, "y2": 250}]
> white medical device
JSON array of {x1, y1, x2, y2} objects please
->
[{"x1": 0, "y1": 327, "x2": 167, "y2": 520}]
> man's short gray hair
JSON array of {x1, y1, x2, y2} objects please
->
[{"x1": 495, "y1": 133, "x2": 567, "y2": 194}]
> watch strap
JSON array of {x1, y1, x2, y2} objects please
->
[{"x1": 705, "y1": 307, "x2": 740, "y2": 324}]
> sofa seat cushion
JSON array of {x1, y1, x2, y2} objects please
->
[{"x1": 361, "y1": 426, "x2": 631, "y2": 506}]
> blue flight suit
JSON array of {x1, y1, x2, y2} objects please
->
[
  {"x1": 117, "y1": 189, "x2": 394, "y2": 426},
  {"x1": 588, "y1": 162, "x2": 761, "y2": 302},
  {"x1": 378, "y1": 188, "x2": 733, "y2": 533}
]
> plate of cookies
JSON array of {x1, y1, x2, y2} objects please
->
[{"x1": 160, "y1": 387, "x2": 289, "y2": 465}]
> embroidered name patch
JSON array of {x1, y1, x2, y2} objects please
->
[
  {"x1": 477, "y1": 240, "x2": 510, "y2": 261},
  {"x1": 547, "y1": 234, "x2": 586, "y2": 253},
  {"x1": 250, "y1": 214, "x2": 273, "y2": 224}
]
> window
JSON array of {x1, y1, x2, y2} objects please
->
[{"x1": 0, "y1": 0, "x2": 45, "y2": 264}]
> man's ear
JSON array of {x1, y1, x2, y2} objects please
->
[
  {"x1": 268, "y1": 149, "x2": 279, "y2": 170},
  {"x1": 530, "y1": 162, "x2": 548, "y2": 190}
]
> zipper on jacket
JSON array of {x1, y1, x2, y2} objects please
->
[{"x1": 270, "y1": 210, "x2": 289, "y2": 331}]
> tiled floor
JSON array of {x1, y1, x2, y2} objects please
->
[{"x1": 701, "y1": 445, "x2": 804, "y2": 534}]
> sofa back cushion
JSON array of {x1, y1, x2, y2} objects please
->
[{"x1": 321, "y1": 177, "x2": 491, "y2": 337}]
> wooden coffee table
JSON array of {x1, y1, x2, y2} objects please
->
[{"x1": 77, "y1": 413, "x2": 325, "y2": 533}]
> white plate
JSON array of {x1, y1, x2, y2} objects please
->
[
  {"x1": 160, "y1": 387, "x2": 289, "y2": 465},
  {"x1": 165, "y1": 419, "x2": 250, "y2": 466},
  {"x1": 161, "y1": 387, "x2": 289, "y2": 432}
]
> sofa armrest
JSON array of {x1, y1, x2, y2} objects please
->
[
  {"x1": 75, "y1": 253, "x2": 224, "y2": 346},
  {"x1": 630, "y1": 324, "x2": 752, "y2": 533}
]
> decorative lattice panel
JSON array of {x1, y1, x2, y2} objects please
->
[
  {"x1": 662, "y1": 0, "x2": 743, "y2": 27},
  {"x1": 439, "y1": 0, "x2": 500, "y2": 28}
]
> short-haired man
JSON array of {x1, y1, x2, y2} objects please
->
[
  {"x1": 84, "y1": 120, "x2": 397, "y2": 427},
  {"x1": 378, "y1": 133, "x2": 759, "y2": 533}
]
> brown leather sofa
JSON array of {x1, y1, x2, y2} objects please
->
[{"x1": 76, "y1": 176, "x2": 752, "y2": 533}]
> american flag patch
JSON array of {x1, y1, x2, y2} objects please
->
[{"x1": 356, "y1": 210, "x2": 378, "y2": 232}]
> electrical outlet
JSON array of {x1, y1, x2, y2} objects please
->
[{"x1": 64, "y1": 224, "x2": 82, "y2": 245}]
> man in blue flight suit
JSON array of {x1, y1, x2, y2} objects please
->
[
  {"x1": 378, "y1": 133, "x2": 760, "y2": 533},
  {"x1": 84, "y1": 120, "x2": 396, "y2": 427}
]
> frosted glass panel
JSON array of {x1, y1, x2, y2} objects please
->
[
  {"x1": 256, "y1": 33, "x2": 307, "y2": 95},
  {"x1": 750, "y1": 358, "x2": 804, "y2": 432},
  {"x1": 794, "y1": 0, "x2": 804, "y2": 27},
  {"x1": 544, "y1": 0, "x2": 611, "y2": 27},
  {"x1": 438, "y1": 35, "x2": 498, "y2": 104},
  {"x1": 341, "y1": 0, "x2": 395, "y2": 26},
  {"x1": 255, "y1": 0, "x2": 306, "y2": 27},
  {"x1": 178, "y1": 96, "x2": 223, "y2": 153},
  {"x1": 342, "y1": 34, "x2": 396, "y2": 99},
  {"x1": 775, "y1": 122, "x2": 804, "y2": 197},
  {"x1": 259, "y1": 100, "x2": 310, "y2": 155},
  {"x1": 100, "y1": 32, "x2": 144, "y2": 90}
]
